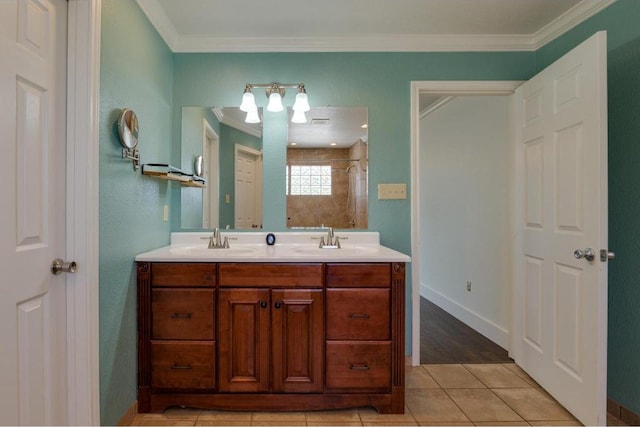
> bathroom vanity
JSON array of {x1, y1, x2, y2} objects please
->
[{"x1": 135, "y1": 232, "x2": 409, "y2": 414}]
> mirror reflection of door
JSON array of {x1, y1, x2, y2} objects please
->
[
  {"x1": 202, "y1": 120, "x2": 219, "y2": 229},
  {"x1": 234, "y1": 144, "x2": 262, "y2": 228}
]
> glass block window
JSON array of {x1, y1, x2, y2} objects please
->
[{"x1": 286, "y1": 165, "x2": 332, "y2": 195}]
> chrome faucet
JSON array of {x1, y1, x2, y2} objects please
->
[
  {"x1": 208, "y1": 228, "x2": 229, "y2": 249},
  {"x1": 319, "y1": 227, "x2": 340, "y2": 249}
]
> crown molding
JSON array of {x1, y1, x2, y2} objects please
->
[
  {"x1": 138, "y1": 0, "x2": 615, "y2": 53},
  {"x1": 212, "y1": 108, "x2": 263, "y2": 138},
  {"x1": 532, "y1": 0, "x2": 616, "y2": 49}
]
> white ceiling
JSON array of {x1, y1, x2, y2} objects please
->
[{"x1": 137, "y1": 0, "x2": 614, "y2": 52}]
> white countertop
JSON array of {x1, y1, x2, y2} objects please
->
[{"x1": 135, "y1": 231, "x2": 411, "y2": 263}]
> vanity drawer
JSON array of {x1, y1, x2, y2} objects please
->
[
  {"x1": 219, "y1": 263, "x2": 323, "y2": 287},
  {"x1": 152, "y1": 263, "x2": 216, "y2": 288},
  {"x1": 326, "y1": 263, "x2": 390, "y2": 288},
  {"x1": 151, "y1": 341, "x2": 215, "y2": 389},
  {"x1": 326, "y1": 289, "x2": 390, "y2": 340},
  {"x1": 152, "y1": 289, "x2": 214, "y2": 340},
  {"x1": 326, "y1": 341, "x2": 391, "y2": 391}
]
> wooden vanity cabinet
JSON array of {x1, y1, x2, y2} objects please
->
[{"x1": 137, "y1": 261, "x2": 405, "y2": 414}]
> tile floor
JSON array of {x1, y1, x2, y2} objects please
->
[{"x1": 129, "y1": 363, "x2": 622, "y2": 426}]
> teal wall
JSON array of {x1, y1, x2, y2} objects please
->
[
  {"x1": 99, "y1": 0, "x2": 640, "y2": 423},
  {"x1": 99, "y1": 1, "x2": 173, "y2": 425},
  {"x1": 534, "y1": 0, "x2": 640, "y2": 415}
]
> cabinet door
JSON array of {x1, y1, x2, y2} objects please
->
[
  {"x1": 218, "y1": 289, "x2": 270, "y2": 392},
  {"x1": 271, "y1": 289, "x2": 324, "y2": 393}
]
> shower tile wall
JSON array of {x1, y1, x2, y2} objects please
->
[{"x1": 287, "y1": 145, "x2": 367, "y2": 228}]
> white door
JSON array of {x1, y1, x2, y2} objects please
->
[
  {"x1": 235, "y1": 145, "x2": 262, "y2": 229},
  {"x1": 512, "y1": 31, "x2": 608, "y2": 426},
  {"x1": 202, "y1": 121, "x2": 219, "y2": 229},
  {"x1": 0, "y1": 0, "x2": 69, "y2": 425}
]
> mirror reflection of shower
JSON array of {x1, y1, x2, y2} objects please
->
[{"x1": 286, "y1": 107, "x2": 368, "y2": 229}]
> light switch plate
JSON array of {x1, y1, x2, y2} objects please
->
[{"x1": 378, "y1": 183, "x2": 407, "y2": 200}]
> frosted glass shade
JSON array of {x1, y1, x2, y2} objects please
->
[
  {"x1": 245, "y1": 109, "x2": 260, "y2": 123},
  {"x1": 239, "y1": 91, "x2": 257, "y2": 112},
  {"x1": 293, "y1": 92, "x2": 310, "y2": 112},
  {"x1": 266, "y1": 92, "x2": 284, "y2": 112},
  {"x1": 291, "y1": 109, "x2": 307, "y2": 123}
]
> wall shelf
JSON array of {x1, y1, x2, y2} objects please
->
[{"x1": 141, "y1": 163, "x2": 206, "y2": 188}]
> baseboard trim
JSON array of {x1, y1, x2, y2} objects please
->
[
  {"x1": 608, "y1": 397, "x2": 640, "y2": 425},
  {"x1": 117, "y1": 400, "x2": 138, "y2": 426},
  {"x1": 420, "y1": 283, "x2": 509, "y2": 349}
]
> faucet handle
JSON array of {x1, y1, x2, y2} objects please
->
[
  {"x1": 223, "y1": 236, "x2": 230, "y2": 248},
  {"x1": 319, "y1": 236, "x2": 325, "y2": 248},
  {"x1": 334, "y1": 236, "x2": 341, "y2": 249}
]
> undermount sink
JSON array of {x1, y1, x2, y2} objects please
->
[{"x1": 169, "y1": 245, "x2": 258, "y2": 256}]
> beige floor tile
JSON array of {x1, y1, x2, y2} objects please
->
[
  {"x1": 362, "y1": 422, "x2": 417, "y2": 426},
  {"x1": 423, "y1": 365, "x2": 485, "y2": 389},
  {"x1": 196, "y1": 411, "x2": 253, "y2": 422},
  {"x1": 250, "y1": 422, "x2": 305, "y2": 426},
  {"x1": 196, "y1": 420, "x2": 251, "y2": 426},
  {"x1": 463, "y1": 364, "x2": 531, "y2": 388},
  {"x1": 407, "y1": 366, "x2": 440, "y2": 389},
  {"x1": 416, "y1": 422, "x2": 475, "y2": 426},
  {"x1": 250, "y1": 412, "x2": 306, "y2": 422},
  {"x1": 406, "y1": 388, "x2": 470, "y2": 422},
  {"x1": 445, "y1": 389, "x2": 524, "y2": 422},
  {"x1": 475, "y1": 421, "x2": 529, "y2": 426},
  {"x1": 528, "y1": 422, "x2": 582, "y2": 426},
  {"x1": 359, "y1": 406, "x2": 416, "y2": 423},
  {"x1": 492, "y1": 388, "x2": 576, "y2": 421},
  {"x1": 474, "y1": 422, "x2": 529, "y2": 426},
  {"x1": 502, "y1": 363, "x2": 541, "y2": 387},
  {"x1": 306, "y1": 408, "x2": 360, "y2": 423},
  {"x1": 307, "y1": 422, "x2": 363, "y2": 426},
  {"x1": 138, "y1": 419, "x2": 197, "y2": 426}
]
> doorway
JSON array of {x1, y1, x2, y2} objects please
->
[{"x1": 410, "y1": 81, "x2": 522, "y2": 367}]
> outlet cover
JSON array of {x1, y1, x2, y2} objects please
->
[{"x1": 378, "y1": 183, "x2": 407, "y2": 200}]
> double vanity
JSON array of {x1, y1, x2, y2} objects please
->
[{"x1": 135, "y1": 231, "x2": 410, "y2": 414}]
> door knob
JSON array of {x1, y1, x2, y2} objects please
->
[
  {"x1": 600, "y1": 249, "x2": 616, "y2": 262},
  {"x1": 51, "y1": 258, "x2": 78, "y2": 275},
  {"x1": 574, "y1": 248, "x2": 595, "y2": 262}
]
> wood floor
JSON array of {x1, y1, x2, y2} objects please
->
[{"x1": 420, "y1": 297, "x2": 512, "y2": 364}]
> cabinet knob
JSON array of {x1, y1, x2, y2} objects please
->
[
  {"x1": 260, "y1": 300, "x2": 268, "y2": 309},
  {"x1": 274, "y1": 301, "x2": 282, "y2": 309}
]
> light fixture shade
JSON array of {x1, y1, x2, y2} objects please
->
[
  {"x1": 291, "y1": 109, "x2": 307, "y2": 123},
  {"x1": 293, "y1": 92, "x2": 310, "y2": 112},
  {"x1": 239, "y1": 91, "x2": 257, "y2": 112},
  {"x1": 245, "y1": 109, "x2": 260, "y2": 123},
  {"x1": 266, "y1": 92, "x2": 284, "y2": 112}
]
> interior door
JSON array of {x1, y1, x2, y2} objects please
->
[
  {"x1": 235, "y1": 145, "x2": 262, "y2": 229},
  {"x1": 0, "y1": 0, "x2": 68, "y2": 424},
  {"x1": 512, "y1": 31, "x2": 608, "y2": 426}
]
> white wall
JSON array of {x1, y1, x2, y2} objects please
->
[{"x1": 419, "y1": 96, "x2": 511, "y2": 348}]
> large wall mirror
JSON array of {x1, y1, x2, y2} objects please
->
[
  {"x1": 180, "y1": 106, "x2": 263, "y2": 230},
  {"x1": 287, "y1": 107, "x2": 368, "y2": 229}
]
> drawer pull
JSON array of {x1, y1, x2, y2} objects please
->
[
  {"x1": 171, "y1": 363, "x2": 192, "y2": 370},
  {"x1": 349, "y1": 313, "x2": 370, "y2": 319},
  {"x1": 171, "y1": 313, "x2": 192, "y2": 319},
  {"x1": 349, "y1": 363, "x2": 370, "y2": 371}
]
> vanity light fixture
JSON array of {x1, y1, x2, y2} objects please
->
[{"x1": 240, "y1": 83, "x2": 310, "y2": 123}]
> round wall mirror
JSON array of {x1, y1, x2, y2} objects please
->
[{"x1": 117, "y1": 108, "x2": 139, "y2": 149}]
